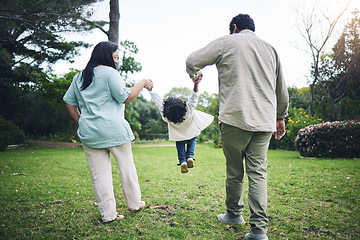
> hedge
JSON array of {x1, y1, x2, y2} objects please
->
[{"x1": 294, "y1": 120, "x2": 360, "y2": 158}]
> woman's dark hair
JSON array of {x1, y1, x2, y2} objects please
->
[
  {"x1": 229, "y1": 14, "x2": 255, "y2": 34},
  {"x1": 162, "y1": 97, "x2": 187, "y2": 124},
  {"x1": 80, "y1": 41, "x2": 118, "y2": 90}
]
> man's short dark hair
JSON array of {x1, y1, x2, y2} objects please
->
[{"x1": 229, "y1": 14, "x2": 255, "y2": 34}]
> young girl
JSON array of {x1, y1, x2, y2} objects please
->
[{"x1": 148, "y1": 73, "x2": 214, "y2": 173}]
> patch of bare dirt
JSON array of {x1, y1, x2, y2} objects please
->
[{"x1": 26, "y1": 140, "x2": 82, "y2": 148}]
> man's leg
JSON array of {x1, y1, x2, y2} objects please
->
[
  {"x1": 245, "y1": 132, "x2": 272, "y2": 234},
  {"x1": 221, "y1": 123, "x2": 252, "y2": 217}
]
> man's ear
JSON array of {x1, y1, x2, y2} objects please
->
[{"x1": 231, "y1": 24, "x2": 238, "y2": 34}]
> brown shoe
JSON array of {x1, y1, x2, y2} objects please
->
[
  {"x1": 181, "y1": 162, "x2": 188, "y2": 173},
  {"x1": 187, "y1": 158, "x2": 194, "y2": 168}
]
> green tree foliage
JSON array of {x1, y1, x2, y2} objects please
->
[
  {"x1": 196, "y1": 92, "x2": 220, "y2": 147},
  {"x1": 119, "y1": 40, "x2": 142, "y2": 77},
  {"x1": 17, "y1": 71, "x2": 78, "y2": 137},
  {"x1": 315, "y1": 9, "x2": 360, "y2": 121},
  {"x1": 133, "y1": 98, "x2": 167, "y2": 140},
  {"x1": 117, "y1": 40, "x2": 144, "y2": 138},
  {"x1": 0, "y1": 0, "x2": 103, "y2": 131},
  {"x1": 288, "y1": 86, "x2": 311, "y2": 110},
  {"x1": 0, "y1": 115, "x2": 23, "y2": 150},
  {"x1": 0, "y1": 0, "x2": 100, "y2": 79},
  {"x1": 0, "y1": 0, "x2": 158, "y2": 144},
  {"x1": 164, "y1": 87, "x2": 192, "y2": 101}
]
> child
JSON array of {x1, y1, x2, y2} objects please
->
[{"x1": 148, "y1": 72, "x2": 214, "y2": 173}]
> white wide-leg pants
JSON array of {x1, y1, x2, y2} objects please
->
[{"x1": 83, "y1": 143, "x2": 141, "y2": 222}]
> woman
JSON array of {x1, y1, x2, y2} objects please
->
[{"x1": 63, "y1": 41, "x2": 152, "y2": 223}]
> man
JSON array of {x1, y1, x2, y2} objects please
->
[{"x1": 186, "y1": 14, "x2": 289, "y2": 240}]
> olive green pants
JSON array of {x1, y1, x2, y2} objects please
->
[{"x1": 221, "y1": 123, "x2": 272, "y2": 234}]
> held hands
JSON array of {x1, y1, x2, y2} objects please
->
[
  {"x1": 193, "y1": 71, "x2": 203, "y2": 84},
  {"x1": 143, "y1": 79, "x2": 153, "y2": 91},
  {"x1": 274, "y1": 118, "x2": 286, "y2": 140},
  {"x1": 192, "y1": 72, "x2": 203, "y2": 93}
]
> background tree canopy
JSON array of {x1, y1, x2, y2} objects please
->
[
  {"x1": 0, "y1": 0, "x2": 105, "y2": 138},
  {"x1": 315, "y1": 9, "x2": 360, "y2": 121},
  {"x1": 0, "y1": 1, "x2": 359, "y2": 153}
]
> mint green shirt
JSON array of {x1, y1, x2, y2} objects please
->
[{"x1": 63, "y1": 66, "x2": 134, "y2": 148}]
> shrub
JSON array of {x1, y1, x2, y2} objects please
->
[
  {"x1": 198, "y1": 123, "x2": 221, "y2": 148},
  {"x1": 270, "y1": 107, "x2": 323, "y2": 150},
  {"x1": 0, "y1": 115, "x2": 23, "y2": 151},
  {"x1": 295, "y1": 120, "x2": 360, "y2": 158}
]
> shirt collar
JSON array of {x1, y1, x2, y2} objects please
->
[{"x1": 239, "y1": 29, "x2": 255, "y2": 35}]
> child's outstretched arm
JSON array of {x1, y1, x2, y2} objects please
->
[
  {"x1": 187, "y1": 72, "x2": 203, "y2": 108},
  {"x1": 192, "y1": 71, "x2": 203, "y2": 93},
  {"x1": 148, "y1": 87, "x2": 163, "y2": 110}
]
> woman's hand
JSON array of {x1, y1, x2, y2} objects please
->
[
  {"x1": 124, "y1": 79, "x2": 153, "y2": 103},
  {"x1": 143, "y1": 79, "x2": 153, "y2": 91}
]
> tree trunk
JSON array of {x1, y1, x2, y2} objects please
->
[
  {"x1": 108, "y1": 0, "x2": 120, "y2": 44},
  {"x1": 310, "y1": 58, "x2": 319, "y2": 117},
  {"x1": 309, "y1": 82, "x2": 315, "y2": 117}
]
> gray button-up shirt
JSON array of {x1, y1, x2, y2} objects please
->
[{"x1": 186, "y1": 30, "x2": 289, "y2": 132}]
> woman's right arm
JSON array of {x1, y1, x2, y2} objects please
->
[
  {"x1": 65, "y1": 103, "x2": 80, "y2": 124},
  {"x1": 124, "y1": 79, "x2": 153, "y2": 103}
]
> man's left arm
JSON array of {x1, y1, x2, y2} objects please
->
[
  {"x1": 275, "y1": 57, "x2": 289, "y2": 120},
  {"x1": 274, "y1": 55, "x2": 289, "y2": 140}
]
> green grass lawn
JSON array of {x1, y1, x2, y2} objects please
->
[{"x1": 0, "y1": 142, "x2": 359, "y2": 239}]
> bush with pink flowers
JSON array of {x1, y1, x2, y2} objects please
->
[{"x1": 294, "y1": 120, "x2": 360, "y2": 158}]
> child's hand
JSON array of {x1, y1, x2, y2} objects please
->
[{"x1": 193, "y1": 71, "x2": 203, "y2": 84}]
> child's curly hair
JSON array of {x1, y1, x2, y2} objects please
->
[{"x1": 162, "y1": 96, "x2": 187, "y2": 124}]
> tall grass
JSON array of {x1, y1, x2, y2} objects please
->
[{"x1": 0, "y1": 143, "x2": 359, "y2": 239}]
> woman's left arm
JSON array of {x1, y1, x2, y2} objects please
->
[{"x1": 65, "y1": 103, "x2": 80, "y2": 124}]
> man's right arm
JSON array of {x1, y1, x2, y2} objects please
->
[{"x1": 186, "y1": 37, "x2": 223, "y2": 79}]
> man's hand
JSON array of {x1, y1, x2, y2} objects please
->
[{"x1": 274, "y1": 118, "x2": 286, "y2": 140}]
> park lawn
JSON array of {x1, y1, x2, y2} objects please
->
[{"x1": 0, "y1": 142, "x2": 359, "y2": 239}]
